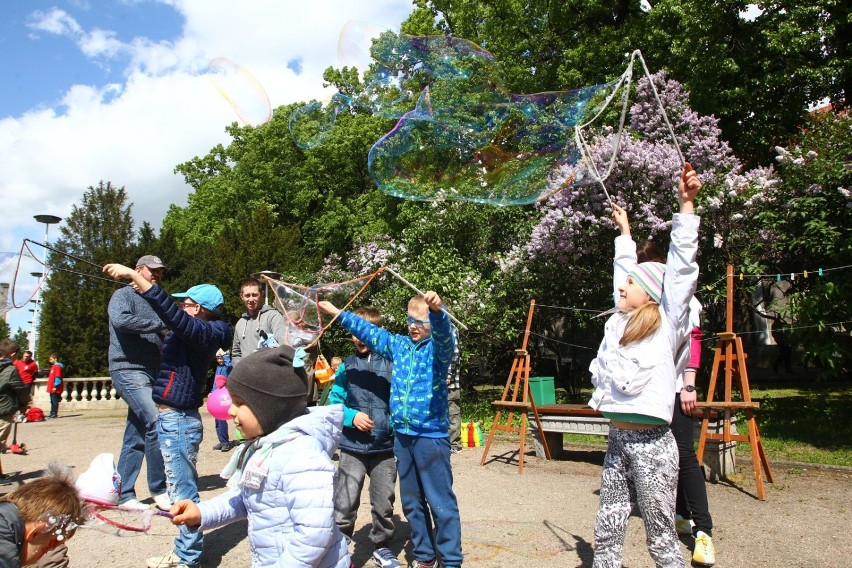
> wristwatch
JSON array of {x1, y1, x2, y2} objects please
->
[{"x1": 682, "y1": 385, "x2": 696, "y2": 393}]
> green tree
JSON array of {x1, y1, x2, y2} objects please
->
[
  {"x1": 12, "y1": 328, "x2": 28, "y2": 350},
  {"x1": 39, "y1": 181, "x2": 138, "y2": 375},
  {"x1": 408, "y1": 0, "x2": 849, "y2": 164},
  {"x1": 0, "y1": 318, "x2": 9, "y2": 341}
]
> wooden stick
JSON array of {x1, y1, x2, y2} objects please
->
[{"x1": 384, "y1": 267, "x2": 468, "y2": 331}]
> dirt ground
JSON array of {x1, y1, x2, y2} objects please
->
[{"x1": 2, "y1": 408, "x2": 850, "y2": 567}]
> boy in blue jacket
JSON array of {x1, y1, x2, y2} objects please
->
[
  {"x1": 319, "y1": 291, "x2": 462, "y2": 568},
  {"x1": 103, "y1": 263, "x2": 231, "y2": 568},
  {"x1": 328, "y1": 307, "x2": 398, "y2": 568}
]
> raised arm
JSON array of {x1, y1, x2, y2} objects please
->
[{"x1": 611, "y1": 203, "x2": 637, "y2": 307}]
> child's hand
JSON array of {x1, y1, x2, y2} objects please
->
[
  {"x1": 103, "y1": 263, "x2": 135, "y2": 280},
  {"x1": 611, "y1": 203, "x2": 630, "y2": 236},
  {"x1": 317, "y1": 301, "x2": 340, "y2": 316},
  {"x1": 423, "y1": 291, "x2": 443, "y2": 312},
  {"x1": 678, "y1": 162, "x2": 701, "y2": 204},
  {"x1": 353, "y1": 411, "x2": 375, "y2": 431},
  {"x1": 171, "y1": 500, "x2": 201, "y2": 527}
]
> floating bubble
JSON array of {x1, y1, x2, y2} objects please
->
[
  {"x1": 290, "y1": 32, "x2": 617, "y2": 205},
  {"x1": 207, "y1": 57, "x2": 272, "y2": 127}
]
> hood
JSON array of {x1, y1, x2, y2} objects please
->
[
  {"x1": 258, "y1": 404, "x2": 344, "y2": 458},
  {"x1": 241, "y1": 303, "x2": 277, "y2": 320}
]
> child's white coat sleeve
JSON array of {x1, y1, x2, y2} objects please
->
[
  {"x1": 662, "y1": 213, "x2": 701, "y2": 347},
  {"x1": 198, "y1": 486, "x2": 247, "y2": 531},
  {"x1": 613, "y1": 235, "x2": 638, "y2": 306}
]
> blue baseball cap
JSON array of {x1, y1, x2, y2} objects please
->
[{"x1": 173, "y1": 284, "x2": 225, "y2": 315}]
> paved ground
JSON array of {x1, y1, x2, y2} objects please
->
[{"x1": 2, "y1": 408, "x2": 850, "y2": 567}]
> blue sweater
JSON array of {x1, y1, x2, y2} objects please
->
[
  {"x1": 107, "y1": 285, "x2": 164, "y2": 373},
  {"x1": 141, "y1": 285, "x2": 232, "y2": 410},
  {"x1": 338, "y1": 309, "x2": 455, "y2": 437}
]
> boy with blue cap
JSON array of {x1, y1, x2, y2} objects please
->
[{"x1": 103, "y1": 263, "x2": 232, "y2": 568}]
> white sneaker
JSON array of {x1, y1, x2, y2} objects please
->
[
  {"x1": 146, "y1": 550, "x2": 189, "y2": 568},
  {"x1": 153, "y1": 493, "x2": 173, "y2": 512},
  {"x1": 119, "y1": 498, "x2": 151, "y2": 511}
]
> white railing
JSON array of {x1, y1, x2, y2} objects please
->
[{"x1": 31, "y1": 377, "x2": 126, "y2": 411}]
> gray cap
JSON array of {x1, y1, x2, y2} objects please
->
[{"x1": 136, "y1": 255, "x2": 166, "y2": 269}]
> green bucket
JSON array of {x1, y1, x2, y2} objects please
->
[{"x1": 529, "y1": 376, "x2": 556, "y2": 405}]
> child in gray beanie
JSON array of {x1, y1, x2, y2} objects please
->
[{"x1": 169, "y1": 346, "x2": 351, "y2": 568}]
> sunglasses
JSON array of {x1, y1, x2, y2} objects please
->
[{"x1": 406, "y1": 316, "x2": 430, "y2": 329}]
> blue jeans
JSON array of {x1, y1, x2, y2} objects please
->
[
  {"x1": 111, "y1": 369, "x2": 166, "y2": 503},
  {"x1": 158, "y1": 408, "x2": 204, "y2": 567},
  {"x1": 394, "y1": 434, "x2": 463, "y2": 566}
]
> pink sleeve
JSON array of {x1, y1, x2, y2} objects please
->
[{"x1": 687, "y1": 326, "x2": 702, "y2": 369}]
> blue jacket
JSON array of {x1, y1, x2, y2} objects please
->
[
  {"x1": 197, "y1": 405, "x2": 350, "y2": 568},
  {"x1": 328, "y1": 351, "x2": 393, "y2": 454},
  {"x1": 338, "y1": 309, "x2": 455, "y2": 437},
  {"x1": 142, "y1": 285, "x2": 232, "y2": 410}
]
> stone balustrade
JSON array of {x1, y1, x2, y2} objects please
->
[{"x1": 31, "y1": 377, "x2": 126, "y2": 411}]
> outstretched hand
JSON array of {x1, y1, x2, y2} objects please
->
[
  {"x1": 102, "y1": 263, "x2": 135, "y2": 280},
  {"x1": 317, "y1": 300, "x2": 341, "y2": 316},
  {"x1": 171, "y1": 500, "x2": 201, "y2": 527},
  {"x1": 422, "y1": 291, "x2": 444, "y2": 312},
  {"x1": 611, "y1": 203, "x2": 630, "y2": 236},
  {"x1": 679, "y1": 162, "x2": 701, "y2": 203}
]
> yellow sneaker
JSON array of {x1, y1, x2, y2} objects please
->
[{"x1": 693, "y1": 531, "x2": 716, "y2": 566}]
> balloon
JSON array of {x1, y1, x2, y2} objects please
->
[
  {"x1": 214, "y1": 374, "x2": 228, "y2": 389},
  {"x1": 206, "y1": 387, "x2": 232, "y2": 420}
]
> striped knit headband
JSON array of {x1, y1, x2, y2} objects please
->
[{"x1": 628, "y1": 262, "x2": 666, "y2": 304}]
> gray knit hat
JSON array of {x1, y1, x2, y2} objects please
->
[{"x1": 226, "y1": 345, "x2": 308, "y2": 435}]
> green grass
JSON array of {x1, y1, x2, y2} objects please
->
[{"x1": 461, "y1": 381, "x2": 852, "y2": 467}]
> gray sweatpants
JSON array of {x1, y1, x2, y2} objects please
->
[
  {"x1": 593, "y1": 425, "x2": 682, "y2": 568},
  {"x1": 333, "y1": 449, "x2": 398, "y2": 547}
]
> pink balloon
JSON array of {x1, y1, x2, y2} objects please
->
[
  {"x1": 206, "y1": 387, "x2": 232, "y2": 420},
  {"x1": 214, "y1": 374, "x2": 228, "y2": 389}
]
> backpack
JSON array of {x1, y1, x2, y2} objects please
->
[{"x1": 25, "y1": 407, "x2": 46, "y2": 422}]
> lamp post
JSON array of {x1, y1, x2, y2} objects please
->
[
  {"x1": 30, "y1": 214, "x2": 62, "y2": 360},
  {"x1": 251, "y1": 271, "x2": 282, "y2": 306}
]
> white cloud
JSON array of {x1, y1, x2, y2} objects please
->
[{"x1": 27, "y1": 8, "x2": 82, "y2": 36}]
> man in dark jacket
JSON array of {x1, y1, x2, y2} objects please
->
[{"x1": 0, "y1": 340, "x2": 30, "y2": 455}]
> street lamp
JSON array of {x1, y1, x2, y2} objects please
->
[
  {"x1": 30, "y1": 214, "x2": 62, "y2": 360},
  {"x1": 251, "y1": 271, "x2": 282, "y2": 306}
]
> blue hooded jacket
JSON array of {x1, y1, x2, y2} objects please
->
[
  {"x1": 337, "y1": 308, "x2": 455, "y2": 437},
  {"x1": 142, "y1": 285, "x2": 232, "y2": 410}
]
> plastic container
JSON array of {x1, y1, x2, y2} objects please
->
[{"x1": 529, "y1": 376, "x2": 556, "y2": 405}]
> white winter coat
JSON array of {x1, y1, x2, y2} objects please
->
[
  {"x1": 589, "y1": 213, "x2": 700, "y2": 423},
  {"x1": 197, "y1": 405, "x2": 350, "y2": 568}
]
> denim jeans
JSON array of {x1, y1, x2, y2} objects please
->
[
  {"x1": 333, "y1": 449, "x2": 397, "y2": 546},
  {"x1": 158, "y1": 408, "x2": 204, "y2": 567},
  {"x1": 394, "y1": 434, "x2": 462, "y2": 566},
  {"x1": 111, "y1": 369, "x2": 167, "y2": 503},
  {"x1": 49, "y1": 393, "x2": 61, "y2": 417}
]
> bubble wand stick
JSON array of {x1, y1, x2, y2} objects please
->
[{"x1": 384, "y1": 267, "x2": 468, "y2": 331}]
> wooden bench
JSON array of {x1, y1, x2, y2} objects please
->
[{"x1": 527, "y1": 403, "x2": 609, "y2": 458}]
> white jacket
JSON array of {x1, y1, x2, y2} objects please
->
[{"x1": 589, "y1": 213, "x2": 700, "y2": 423}]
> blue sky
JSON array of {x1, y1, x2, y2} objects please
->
[{"x1": 1, "y1": 0, "x2": 414, "y2": 338}]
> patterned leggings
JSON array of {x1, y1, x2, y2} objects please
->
[{"x1": 593, "y1": 425, "x2": 682, "y2": 568}]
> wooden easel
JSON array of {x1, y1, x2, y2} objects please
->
[
  {"x1": 695, "y1": 265, "x2": 774, "y2": 500},
  {"x1": 480, "y1": 299, "x2": 551, "y2": 473}
]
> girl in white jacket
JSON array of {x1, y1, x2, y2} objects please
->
[{"x1": 589, "y1": 164, "x2": 701, "y2": 568}]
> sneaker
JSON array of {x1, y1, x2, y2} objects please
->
[
  {"x1": 692, "y1": 531, "x2": 716, "y2": 566},
  {"x1": 408, "y1": 560, "x2": 437, "y2": 568},
  {"x1": 221, "y1": 443, "x2": 233, "y2": 452},
  {"x1": 676, "y1": 514, "x2": 695, "y2": 536},
  {"x1": 119, "y1": 498, "x2": 151, "y2": 511},
  {"x1": 146, "y1": 550, "x2": 190, "y2": 568},
  {"x1": 450, "y1": 447, "x2": 461, "y2": 454},
  {"x1": 373, "y1": 547, "x2": 401, "y2": 568},
  {"x1": 212, "y1": 443, "x2": 224, "y2": 450},
  {"x1": 153, "y1": 493, "x2": 173, "y2": 512}
]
